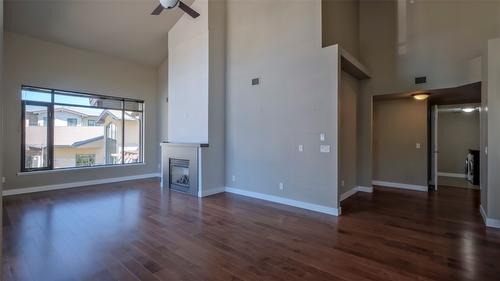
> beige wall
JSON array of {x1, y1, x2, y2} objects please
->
[
  {"x1": 3, "y1": 32, "x2": 158, "y2": 190},
  {"x1": 438, "y1": 110, "x2": 479, "y2": 175},
  {"x1": 322, "y1": 0, "x2": 359, "y2": 57},
  {"x1": 373, "y1": 98, "x2": 427, "y2": 186},
  {"x1": 357, "y1": 0, "x2": 500, "y2": 188},
  {"x1": 339, "y1": 70, "x2": 358, "y2": 194}
]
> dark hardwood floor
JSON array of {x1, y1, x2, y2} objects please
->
[{"x1": 3, "y1": 179, "x2": 500, "y2": 281}]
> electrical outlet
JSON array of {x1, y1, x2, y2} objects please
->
[
  {"x1": 320, "y1": 133, "x2": 326, "y2": 141},
  {"x1": 341, "y1": 180, "x2": 345, "y2": 187},
  {"x1": 416, "y1": 143, "x2": 421, "y2": 149},
  {"x1": 279, "y1": 182, "x2": 284, "y2": 191},
  {"x1": 232, "y1": 175, "x2": 236, "y2": 182},
  {"x1": 298, "y1": 145, "x2": 303, "y2": 152},
  {"x1": 1, "y1": 177, "x2": 5, "y2": 184},
  {"x1": 320, "y1": 145, "x2": 330, "y2": 153}
]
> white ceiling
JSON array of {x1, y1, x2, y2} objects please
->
[{"x1": 5, "y1": 0, "x2": 192, "y2": 67}]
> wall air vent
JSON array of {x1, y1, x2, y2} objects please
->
[{"x1": 415, "y1": 76, "x2": 427, "y2": 84}]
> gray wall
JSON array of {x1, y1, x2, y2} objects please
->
[
  {"x1": 339, "y1": 70, "x2": 358, "y2": 194},
  {"x1": 438, "y1": 110, "x2": 479, "y2": 175},
  {"x1": 357, "y1": 0, "x2": 500, "y2": 188},
  {"x1": 322, "y1": 0, "x2": 359, "y2": 57},
  {"x1": 373, "y1": 98, "x2": 427, "y2": 186},
  {"x1": 3, "y1": 32, "x2": 159, "y2": 190},
  {"x1": 225, "y1": 0, "x2": 340, "y2": 208}
]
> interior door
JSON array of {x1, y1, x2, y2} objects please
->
[{"x1": 431, "y1": 105, "x2": 439, "y2": 190}]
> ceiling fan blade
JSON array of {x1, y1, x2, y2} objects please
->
[
  {"x1": 178, "y1": 1, "x2": 200, "y2": 18},
  {"x1": 151, "y1": 4, "x2": 164, "y2": 15}
]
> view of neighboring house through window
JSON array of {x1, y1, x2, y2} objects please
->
[{"x1": 21, "y1": 86, "x2": 144, "y2": 172}]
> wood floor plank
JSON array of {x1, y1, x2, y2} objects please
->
[{"x1": 3, "y1": 178, "x2": 500, "y2": 281}]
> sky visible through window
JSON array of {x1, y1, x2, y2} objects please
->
[{"x1": 22, "y1": 89, "x2": 96, "y2": 106}]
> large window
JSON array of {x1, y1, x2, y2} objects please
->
[{"x1": 21, "y1": 86, "x2": 144, "y2": 172}]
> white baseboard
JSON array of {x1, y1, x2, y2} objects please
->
[
  {"x1": 199, "y1": 186, "x2": 225, "y2": 197},
  {"x1": 340, "y1": 187, "x2": 358, "y2": 201},
  {"x1": 357, "y1": 186, "x2": 374, "y2": 193},
  {"x1": 480, "y1": 205, "x2": 500, "y2": 229},
  {"x1": 372, "y1": 180, "x2": 428, "y2": 192},
  {"x1": 2, "y1": 173, "x2": 161, "y2": 196},
  {"x1": 340, "y1": 186, "x2": 373, "y2": 201},
  {"x1": 225, "y1": 187, "x2": 341, "y2": 216},
  {"x1": 438, "y1": 172, "x2": 466, "y2": 178}
]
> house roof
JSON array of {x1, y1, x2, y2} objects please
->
[
  {"x1": 71, "y1": 136, "x2": 104, "y2": 147},
  {"x1": 96, "y1": 110, "x2": 139, "y2": 124}
]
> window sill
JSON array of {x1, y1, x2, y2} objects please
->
[{"x1": 17, "y1": 162, "x2": 147, "y2": 176}]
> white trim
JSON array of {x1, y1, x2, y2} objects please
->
[
  {"x1": 225, "y1": 187, "x2": 341, "y2": 216},
  {"x1": 340, "y1": 186, "x2": 374, "y2": 201},
  {"x1": 199, "y1": 186, "x2": 225, "y2": 197},
  {"x1": 480, "y1": 205, "x2": 500, "y2": 229},
  {"x1": 372, "y1": 180, "x2": 428, "y2": 192},
  {"x1": 438, "y1": 172, "x2": 466, "y2": 178},
  {"x1": 3, "y1": 173, "x2": 160, "y2": 196},
  {"x1": 357, "y1": 186, "x2": 373, "y2": 193},
  {"x1": 340, "y1": 187, "x2": 358, "y2": 201}
]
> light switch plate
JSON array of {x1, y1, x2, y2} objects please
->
[
  {"x1": 298, "y1": 145, "x2": 303, "y2": 152},
  {"x1": 320, "y1": 145, "x2": 330, "y2": 153},
  {"x1": 416, "y1": 143, "x2": 421, "y2": 149},
  {"x1": 320, "y1": 133, "x2": 326, "y2": 141}
]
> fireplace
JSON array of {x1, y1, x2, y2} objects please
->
[
  {"x1": 169, "y1": 158, "x2": 190, "y2": 191},
  {"x1": 161, "y1": 143, "x2": 203, "y2": 196}
]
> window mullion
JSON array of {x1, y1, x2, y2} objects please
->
[
  {"x1": 122, "y1": 101, "x2": 125, "y2": 165},
  {"x1": 48, "y1": 103, "x2": 55, "y2": 170}
]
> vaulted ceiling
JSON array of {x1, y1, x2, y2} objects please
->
[{"x1": 5, "y1": 0, "x2": 193, "y2": 67}]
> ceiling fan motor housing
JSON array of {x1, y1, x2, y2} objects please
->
[{"x1": 160, "y1": 0, "x2": 180, "y2": 9}]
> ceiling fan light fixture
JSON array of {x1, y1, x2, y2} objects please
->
[{"x1": 159, "y1": 0, "x2": 179, "y2": 9}]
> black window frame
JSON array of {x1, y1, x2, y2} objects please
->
[{"x1": 21, "y1": 85, "x2": 144, "y2": 172}]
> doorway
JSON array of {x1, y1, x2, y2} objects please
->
[
  {"x1": 429, "y1": 104, "x2": 481, "y2": 191},
  {"x1": 372, "y1": 82, "x2": 481, "y2": 194}
]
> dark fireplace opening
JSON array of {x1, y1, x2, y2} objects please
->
[{"x1": 169, "y1": 158, "x2": 190, "y2": 191}]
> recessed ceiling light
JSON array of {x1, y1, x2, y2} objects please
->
[{"x1": 412, "y1": 93, "x2": 429, "y2": 100}]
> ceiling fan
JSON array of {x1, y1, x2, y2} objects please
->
[{"x1": 151, "y1": 0, "x2": 200, "y2": 18}]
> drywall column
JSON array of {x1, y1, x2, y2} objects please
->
[
  {"x1": 484, "y1": 38, "x2": 500, "y2": 224},
  {"x1": 0, "y1": 0, "x2": 4, "y2": 270},
  {"x1": 167, "y1": 0, "x2": 226, "y2": 194}
]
